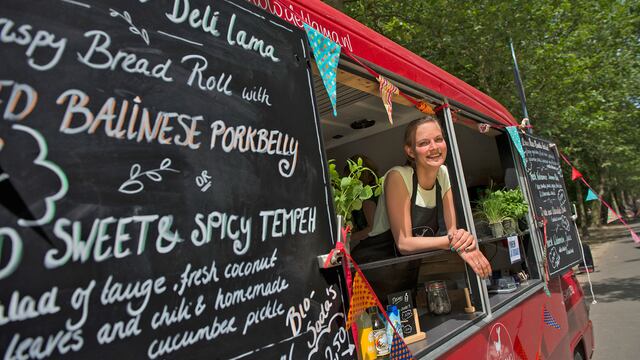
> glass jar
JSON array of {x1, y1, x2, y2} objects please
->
[{"x1": 426, "y1": 281, "x2": 451, "y2": 315}]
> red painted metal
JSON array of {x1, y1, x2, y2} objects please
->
[{"x1": 245, "y1": 0, "x2": 518, "y2": 126}]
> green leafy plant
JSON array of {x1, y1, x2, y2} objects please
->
[
  {"x1": 476, "y1": 195, "x2": 507, "y2": 225},
  {"x1": 498, "y1": 188, "x2": 529, "y2": 220},
  {"x1": 328, "y1": 158, "x2": 383, "y2": 229}
]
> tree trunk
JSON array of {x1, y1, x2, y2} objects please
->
[
  {"x1": 590, "y1": 179, "x2": 606, "y2": 227},
  {"x1": 576, "y1": 184, "x2": 589, "y2": 237}
]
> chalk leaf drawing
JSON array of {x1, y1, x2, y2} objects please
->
[
  {"x1": 109, "y1": 8, "x2": 150, "y2": 45},
  {"x1": 12, "y1": 124, "x2": 69, "y2": 227},
  {"x1": 119, "y1": 158, "x2": 179, "y2": 194}
]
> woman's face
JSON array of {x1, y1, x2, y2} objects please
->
[{"x1": 406, "y1": 121, "x2": 447, "y2": 169}]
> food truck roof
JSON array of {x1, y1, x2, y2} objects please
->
[{"x1": 266, "y1": 0, "x2": 518, "y2": 127}]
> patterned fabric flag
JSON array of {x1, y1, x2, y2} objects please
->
[
  {"x1": 416, "y1": 101, "x2": 435, "y2": 115},
  {"x1": 377, "y1": 75, "x2": 399, "y2": 124},
  {"x1": 571, "y1": 167, "x2": 583, "y2": 181},
  {"x1": 585, "y1": 189, "x2": 598, "y2": 202},
  {"x1": 506, "y1": 126, "x2": 527, "y2": 166},
  {"x1": 543, "y1": 306, "x2": 561, "y2": 329},
  {"x1": 389, "y1": 330, "x2": 414, "y2": 360},
  {"x1": 606, "y1": 207, "x2": 618, "y2": 224},
  {"x1": 513, "y1": 336, "x2": 528, "y2": 360},
  {"x1": 303, "y1": 24, "x2": 340, "y2": 116},
  {"x1": 478, "y1": 123, "x2": 491, "y2": 133},
  {"x1": 345, "y1": 272, "x2": 377, "y2": 328}
]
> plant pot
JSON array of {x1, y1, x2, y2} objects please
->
[
  {"x1": 489, "y1": 222, "x2": 504, "y2": 238},
  {"x1": 502, "y1": 218, "x2": 518, "y2": 236}
]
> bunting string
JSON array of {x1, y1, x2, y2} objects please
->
[{"x1": 558, "y1": 152, "x2": 640, "y2": 245}]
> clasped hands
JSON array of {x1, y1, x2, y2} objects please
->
[{"x1": 448, "y1": 229, "x2": 491, "y2": 278}]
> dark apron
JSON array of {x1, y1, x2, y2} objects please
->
[{"x1": 351, "y1": 171, "x2": 445, "y2": 263}]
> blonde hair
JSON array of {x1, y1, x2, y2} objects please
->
[{"x1": 404, "y1": 116, "x2": 442, "y2": 167}]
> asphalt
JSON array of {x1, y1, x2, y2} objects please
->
[{"x1": 575, "y1": 220, "x2": 640, "y2": 360}]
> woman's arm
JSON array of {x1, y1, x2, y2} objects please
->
[
  {"x1": 385, "y1": 171, "x2": 450, "y2": 254},
  {"x1": 350, "y1": 199, "x2": 376, "y2": 242}
]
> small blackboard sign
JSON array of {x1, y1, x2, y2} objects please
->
[
  {"x1": 387, "y1": 290, "x2": 416, "y2": 337},
  {"x1": 520, "y1": 134, "x2": 582, "y2": 276},
  {"x1": 0, "y1": 0, "x2": 353, "y2": 359}
]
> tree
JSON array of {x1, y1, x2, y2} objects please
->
[{"x1": 338, "y1": 0, "x2": 640, "y2": 229}]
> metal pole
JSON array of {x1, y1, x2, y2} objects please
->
[{"x1": 509, "y1": 39, "x2": 530, "y2": 124}]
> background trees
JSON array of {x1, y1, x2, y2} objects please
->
[{"x1": 327, "y1": 0, "x2": 640, "y2": 230}]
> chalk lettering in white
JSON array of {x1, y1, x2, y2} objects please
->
[
  {"x1": 0, "y1": 287, "x2": 60, "y2": 326},
  {"x1": 242, "y1": 299, "x2": 285, "y2": 335},
  {"x1": 77, "y1": 30, "x2": 173, "y2": 82},
  {"x1": 181, "y1": 54, "x2": 233, "y2": 95},
  {"x1": 100, "y1": 275, "x2": 166, "y2": 317},
  {"x1": 56, "y1": 89, "x2": 203, "y2": 148},
  {"x1": 150, "y1": 298, "x2": 192, "y2": 329},
  {"x1": 96, "y1": 315, "x2": 142, "y2": 345},
  {"x1": 0, "y1": 18, "x2": 67, "y2": 71},
  {"x1": 0, "y1": 227, "x2": 22, "y2": 280},
  {"x1": 119, "y1": 158, "x2": 180, "y2": 194},
  {"x1": 44, "y1": 215, "x2": 162, "y2": 268},
  {"x1": 175, "y1": 261, "x2": 220, "y2": 296},
  {"x1": 195, "y1": 169, "x2": 212, "y2": 192},
  {"x1": 210, "y1": 119, "x2": 299, "y2": 178},
  {"x1": 3, "y1": 328, "x2": 83, "y2": 360},
  {"x1": 223, "y1": 248, "x2": 278, "y2": 279},
  {"x1": 241, "y1": 85, "x2": 272, "y2": 106},
  {"x1": 147, "y1": 315, "x2": 237, "y2": 359},
  {"x1": 66, "y1": 280, "x2": 95, "y2": 331},
  {"x1": 165, "y1": 0, "x2": 221, "y2": 38},
  {"x1": 0, "y1": 80, "x2": 38, "y2": 121},
  {"x1": 260, "y1": 207, "x2": 317, "y2": 241},
  {"x1": 214, "y1": 276, "x2": 289, "y2": 310},
  {"x1": 191, "y1": 211, "x2": 252, "y2": 255},
  {"x1": 227, "y1": 13, "x2": 280, "y2": 62}
]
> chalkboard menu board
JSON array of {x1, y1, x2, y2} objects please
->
[
  {"x1": 387, "y1": 290, "x2": 416, "y2": 337},
  {"x1": 0, "y1": 1, "x2": 354, "y2": 359},
  {"x1": 520, "y1": 134, "x2": 581, "y2": 276}
]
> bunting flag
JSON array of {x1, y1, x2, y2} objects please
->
[
  {"x1": 303, "y1": 24, "x2": 340, "y2": 116},
  {"x1": 389, "y1": 330, "x2": 415, "y2": 360},
  {"x1": 543, "y1": 306, "x2": 561, "y2": 329},
  {"x1": 606, "y1": 207, "x2": 618, "y2": 224},
  {"x1": 506, "y1": 126, "x2": 527, "y2": 166},
  {"x1": 585, "y1": 189, "x2": 598, "y2": 202},
  {"x1": 345, "y1": 272, "x2": 377, "y2": 328},
  {"x1": 377, "y1": 75, "x2": 399, "y2": 124},
  {"x1": 632, "y1": 230, "x2": 640, "y2": 244},
  {"x1": 571, "y1": 167, "x2": 583, "y2": 181},
  {"x1": 478, "y1": 123, "x2": 491, "y2": 133},
  {"x1": 416, "y1": 100, "x2": 435, "y2": 115},
  {"x1": 513, "y1": 336, "x2": 528, "y2": 360}
]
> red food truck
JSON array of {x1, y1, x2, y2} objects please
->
[
  {"x1": 245, "y1": 0, "x2": 595, "y2": 359},
  {"x1": 0, "y1": 0, "x2": 592, "y2": 359}
]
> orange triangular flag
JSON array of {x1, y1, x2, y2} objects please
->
[
  {"x1": 377, "y1": 75, "x2": 399, "y2": 124},
  {"x1": 346, "y1": 272, "x2": 377, "y2": 328},
  {"x1": 607, "y1": 207, "x2": 618, "y2": 223},
  {"x1": 571, "y1": 167, "x2": 582, "y2": 181},
  {"x1": 514, "y1": 336, "x2": 528, "y2": 360}
]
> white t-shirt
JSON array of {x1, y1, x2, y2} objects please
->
[{"x1": 369, "y1": 165, "x2": 451, "y2": 237}]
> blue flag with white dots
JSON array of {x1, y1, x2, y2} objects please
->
[
  {"x1": 506, "y1": 126, "x2": 526, "y2": 166},
  {"x1": 304, "y1": 24, "x2": 340, "y2": 117}
]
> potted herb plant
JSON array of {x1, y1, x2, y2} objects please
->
[
  {"x1": 476, "y1": 194, "x2": 506, "y2": 238},
  {"x1": 328, "y1": 157, "x2": 383, "y2": 242},
  {"x1": 498, "y1": 188, "x2": 529, "y2": 235}
]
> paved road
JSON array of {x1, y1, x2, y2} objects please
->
[{"x1": 576, "y1": 220, "x2": 640, "y2": 360}]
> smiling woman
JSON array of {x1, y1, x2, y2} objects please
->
[{"x1": 351, "y1": 116, "x2": 492, "y2": 278}]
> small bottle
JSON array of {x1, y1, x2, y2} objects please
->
[
  {"x1": 370, "y1": 307, "x2": 390, "y2": 358},
  {"x1": 386, "y1": 305, "x2": 403, "y2": 346},
  {"x1": 357, "y1": 309, "x2": 376, "y2": 360}
]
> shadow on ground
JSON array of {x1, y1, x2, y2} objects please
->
[{"x1": 589, "y1": 276, "x2": 640, "y2": 303}]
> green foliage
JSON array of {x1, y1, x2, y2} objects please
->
[
  {"x1": 328, "y1": 158, "x2": 383, "y2": 229},
  {"x1": 476, "y1": 188, "x2": 528, "y2": 224},
  {"x1": 340, "y1": 0, "x2": 640, "y2": 225}
]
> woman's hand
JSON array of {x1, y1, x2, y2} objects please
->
[
  {"x1": 459, "y1": 248, "x2": 492, "y2": 278},
  {"x1": 448, "y1": 229, "x2": 476, "y2": 253}
]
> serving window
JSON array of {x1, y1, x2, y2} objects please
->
[
  {"x1": 314, "y1": 62, "x2": 491, "y2": 356},
  {"x1": 449, "y1": 111, "x2": 542, "y2": 310}
]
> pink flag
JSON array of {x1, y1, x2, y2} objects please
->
[
  {"x1": 377, "y1": 75, "x2": 399, "y2": 124},
  {"x1": 606, "y1": 207, "x2": 618, "y2": 224}
]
